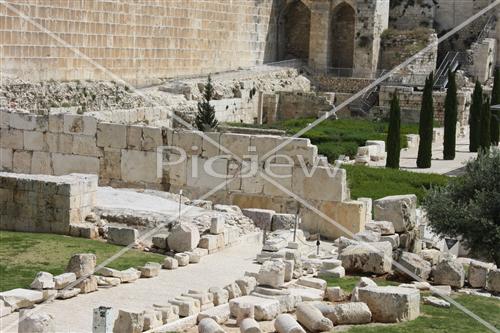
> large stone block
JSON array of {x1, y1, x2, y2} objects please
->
[
  {"x1": 9, "y1": 112, "x2": 37, "y2": 130},
  {"x1": 432, "y1": 259, "x2": 465, "y2": 288},
  {"x1": 113, "y1": 309, "x2": 144, "y2": 333},
  {"x1": 186, "y1": 156, "x2": 228, "y2": 190},
  {"x1": 257, "y1": 259, "x2": 286, "y2": 288},
  {"x1": 262, "y1": 163, "x2": 293, "y2": 197},
  {"x1": 340, "y1": 241, "x2": 392, "y2": 275},
  {"x1": 242, "y1": 208, "x2": 275, "y2": 230},
  {"x1": 13, "y1": 150, "x2": 32, "y2": 173},
  {"x1": 468, "y1": 260, "x2": 495, "y2": 289},
  {"x1": 0, "y1": 129, "x2": 23, "y2": 149},
  {"x1": 373, "y1": 195, "x2": 417, "y2": 233},
  {"x1": 65, "y1": 253, "x2": 96, "y2": 278},
  {"x1": 97, "y1": 122, "x2": 127, "y2": 149},
  {"x1": 292, "y1": 166, "x2": 347, "y2": 202},
  {"x1": 121, "y1": 149, "x2": 160, "y2": 184},
  {"x1": 229, "y1": 295, "x2": 280, "y2": 321},
  {"x1": 486, "y1": 268, "x2": 500, "y2": 293},
  {"x1": 0, "y1": 289, "x2": 43, "y2": 310},
  {"x1": 52, "y1": 153, "x2": 99, "y2": 176},
  {"x1": 31, "y1": 151, "x2": 52, "y2": 174},
  {"x1": 358, "y1": 286, "x2": 420, "y2": 323},
  {"x1": 142, "y1": 126, "x2": 163, "y2": 151},
  {"x1": 30, "y1": 272, "x2": 55, "y2": 290},
  {"x1": 167, "y1": 223, "x2": 200, "y2": 252},
  {"x1": 72, "y1": 135, "x2": 99, "y2": 156},
  {"x1": 0, "y1": 148, "x2": 13, "y2": 171},
  {"x1": 296, "y1": 302, "x2": 333, "y2": 333},
  {"x1": 107, "y1": 226, "x2": 138, "y2": 246},
  {"x1": 220, "y1": 132, "x2": 251, "y2": 159},
  {"x1": 271, "y1": 213, "x2": 296, "y2": 231},
  {"x1": 63, "y1": 115, "x2": 97, "y2": 136},
  {"x1": 18, "y1": 309, "x2": 55, "y2": 333},
  {"x1": 397, "y1": 251, "x2": 432, "y2": 280},
  {"x1": 23, "y1": 131, "x2": 46, "y2": 151}
]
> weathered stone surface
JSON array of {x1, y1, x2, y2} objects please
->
[
  {"x1": 224, "y1": 282, "x2": 242, "y2": 299},
  {"x1": 271, "y1": 213, "x2": 296, "y2": 231},
  {"x1": 351, "y1": 277, "x2": 378, "y2": 302},
  {"x1": 242, "y1": 208, "x2": 275, "y2": 230},
  {"x1": 380, "y1": 234, "x2": 400, "y2": 249},
  {"x1": 257, "y1": 259, "x2": 285, "y2": 288},
  {"x1": 263, "y1": 238, "x2": 288, "y2": 252},
  {"x1": 337, "y1": 236, "x2": 359, "y2": 253},
  {"x1": 365, "y1": 221, "x2": 395, "y2": 235},
  {"x1": 152, "y1": 233, "x2": 169, "y2": 249},
  {"x1": 284, "y1": 260, "x2": 294, "y2": 282},
  {"x1": 175, "y1": 253, "x2": 190, "y2": 266},
  {"x1": 169, "y1": 296, "x2": 201, "y2": 317},
  {"x1": 18, "y1": 309, "x2": 55, "y2": 333},
  {"x1": 353, "y1": 230, "x2": 381, "y2": 243},
  {"x1": 419, "y1": 249, "x2": 441, "y2": 265},
  {"x1": 423, "y1": 296, "x2": 450, "y2": 308},
  {"x1": 0, "y1": 289, "x2": 43, "y2": 310},
  {"x1": 75, "y1": 275, "x2": 98, "y2": 293},
  {"x1": 198, "y1": 317, "x2": 225, "y2": 333},
  {"x1": 30, "y1": 272, "x2": 55, "y2": 290},
  {"x1": 250, "y1": 287, "x2": 299, "y2": 313},
  {"x1": 236, "y1": 276, "x2": 257, "y2": 296},
  {"x1": 139, "y1": 262, "x2": 161, "y2": 278},
  {"x1": 153, "y1": 304, "x2": 179, "y2": 324},
  {"x1": 65, "y1": 253, "x2": 96, "y2": 278},
  {"x1": 274, "y1": 313, "x2": 306, "y2": 333},
  {"x1": 468, "y1": 260, "x2": 495, "y2": 289},
  {"x1": 0, "y1": 300, "x2": 12, "y2": 318},
  {"x1": 296, "y1": 302, "x2": 333, "y2": 333},
  {"x1": 99, "y1": 267, "x2": 123, "y2": 279},
  {"x1": 318, "y1": 266, "x2": 345, "y2": 279},
  {"x1": 358, "y1": 286, "x2": 420, "y2": 323},
  {"x1": 486, "y1": 269, "x2": 500, "y2": 293},
  {"x1": 184, "y1": 290, "x2": 213, "y2": 306},
  {"x1": 373, "y1": 195, "x2": 417, "y2": 233},
  {"x1": 326, "y1": 286, "x2": 345, "y2": 302},
  {"x1": 107, "y1": 226, "x2": 138, "y2": 246},
  {"x1": 235, "y1": 303, "x2": 254, "y2": 325},
  {"x1": 432, "y1": 260, "x2": 465, "y2": 288},
  {"x1": 96, "y1": 276, "x2": 121, "y2": 287},
  {"x1": 113, "y1": 309, "x2": 144, "y2": 333},
  {"x1": 163, "y1": 257, "x2": 179, "y2": 270},
  {"x1": 319, "y1": 302, "x2": 372, "y2": 325},
  {"x1": 430, "y1": 285, "x2": 452, "y2": 297},
  {"x1": 397, "y1": 251, "x2": 432, "y2": 280},
  {"x1": 120, "y1": 268, "x2": 141, "y2": 283},
  {"x1": 56, "y1": 288, "x2": 80, "y2": 299},
  {"x1": 143, "y1": 309, "x2": 162, "y2": 331},
  {"x1": 340, "y1": 242, "x2": 392, "y2": 275},
  {"x1": 296, "y1": 277, "x2": 327, "y2": 291},
  {"x1": 240, "y1": 317, "x2": 261, "y2": 333},
  {"x1": 197, "y1": 303, "x2": 230, "y2": 324},
  {"x1": 168, "y1": 223, "x2": 201, "y2": 252},
  {"x1": 287, "y1": 287, "x2": 324, "y2": 302},
  {"x1": 210, "y1": 217, "x2": 225, "y2": 235},
  {"x1": 209, "y1": 287, "x2": 229, "y2": 306},
  {"x1": 229, "y1": 295, "x2": 280, "y2": 321}
]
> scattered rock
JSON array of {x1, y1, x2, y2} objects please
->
[
  {"x1": 65, "y1": 253, "x2": 96, "y2": 278},
  {"x1": 340, "y1": 242, "x2": 393, "y2": 275},
  {"x1": 432, "y1": 260, "x2": 465, "y2": 288},
  {"x1": 365, "y1": 221, "x2": 395, "y2": 235},
  {"x1": 18, "y1": 309, "x2": 55, "y2": 333},
  {"x1": 296, "y1": 277, "x2": 327, "y2": 291},
  {"x1": 274, "y1": 313, "x2": 306, "y2": 333},
  {"x1": 107, "y1": 226, "x2": 138, "y2": 246},
  {"x1": 143, "y1": 309, "x2": 163, "y2": 331},
  {"x1": 271, "y1": 214, "x2": 296, "y2": 231},
  {"x1": 175, "y1": 253, "x2": 190, "y2": 266},
  {"x1": 326, "y1": 286, "x2": 345, "y2": 302},
  {"x1": 373, "y1": 195, "x2": 417, "y2": 233},
  {"x1": 53, "y1": 272, "x2": 77, "y2": 290},
  {"x1": 139, "y1": 262, "x2": 161, "y2": 278},
  {"x1": 296, "y1": 302, "x2": 333, "y2": 333},
  {"x1": 113, "y1": 309, "x2": 144, "y2": 333},
  {"x1": 240, "y1": 317, "x2": 262, "y2": 333},
  {"x1": 75, "y1": 275, "x2": 98, "y2": 294},
  {"x1": 423, "y1": 296, "x2": 450, "y2": 308},
  {"x1": 163, "y1": 257, "x2": 179, "y2": 270},
  {"x1": 242, "y1": 208, "x2": 275, "y2": 230},
  {"x1": 354, "y1": 230, "x2": 381, "y2": 243},
  {"x1": 30, "y1": 272, "x2": 55, "y2": 290},
  {"x1": 198, "y1": 317, "x2": 225, "y2": 333},
  {"x1": 320, "y1": 302, "x2": 372, "y2": 325},
  {"x1": 56, "y1": 288, "x2": 81, "y2": 300},
  {"x1": 236, "y1": 276, "x2": 257, "y2": 296},
  {"x1": 229, "y1": 295, "x2": 280, "y2": 321},
  {"x1": 152, "y1": 234, "x2": 169, "y2": 249},
  {"x1": 224, "y1": 282, "x2": 242, "y2": 299},
  {"x1": 168, "y1": 223, "x2": 200, "y2": 252},
  {"x1": 0, "y1": 288, "x2": 44, "y2": 310},
  {"x1": 397, "y1": 251, "x2": 432, "y2": 280},
  {"x1": 469, "y1": 260, "x2": 495, "y2": 289},
  {"x1": 486, "y1": 268, "x2": 500, "y2": 293},
  {"x1": 257, "y1": 260, "x2": 285, "y2": 289}
]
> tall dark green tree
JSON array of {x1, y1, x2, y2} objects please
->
[
  {"x1": 417, "y1": 72, "x2": 434, "y2": 169},
  {"x1": 195, "y1": 75, "x2": 219, "y2": 132},
  {"x1": 386, "y1": 93, "x2": 401, "y2": 169},
  {"x1": 480, "y1": 99, "x2": 491, "y2": 151},
  {"x1": 443, "y1": 70, "x2": 458, "y2": 160},
  {"x1": 490, "y1": 67, "x2": 500, "y2": 146},
  {"x1": 469, "y1": 80, "x2": 483, "y2": 152}
]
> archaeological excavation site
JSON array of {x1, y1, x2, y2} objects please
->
[{"x1": 0, "y1": 1, "x2": 499, "y2": 332}]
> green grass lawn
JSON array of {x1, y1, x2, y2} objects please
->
[
  {"x1": 343, "y1": 165, "x2": 449, "y2": 202},
  {"x1": 328, "y1": 276, "x2": 500, "y2": 333},
  {"x1": 0, "y1": 231, "x2": 164, "y2": 291},
  {"x1": 227, "y1": 118, "x2": 420, "y2": 161}
]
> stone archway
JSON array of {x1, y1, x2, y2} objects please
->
[
  {"x1": 329, "y1": 2, "x2": 355, "y2": 70},
  {"x1": 277, "y1": 1, "x2": 311, "y2": 61}
]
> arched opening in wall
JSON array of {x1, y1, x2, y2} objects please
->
[
  {"x1": 329, "y1": 3, "x2": 355, "y2": 72},
  {"x1": 277, "y1": 1, "x2": 311, "y2": 62}
]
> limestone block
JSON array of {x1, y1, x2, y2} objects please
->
[
  {"x1": 201, "y1": 132, "x2": 221, "y2": 158},
  {"x1": 1, "y1": 129, "x2": 23, "y2": 149},
  {"x1": 152, "y1": 233, "x2": 169, "y2": 249},
  {"x1": 326, "y1": 287, "x2": 345, "y2": 302},
  {"x1": 186, "y1": 156, "x2": 228, "y2": 190},
  {"x1": 119, "y1": 268, "x2": 141, "y2": 283},
  {"x1": 97, "y1": 123, "x2": 126, "y2": 149},
  {"x1": 430, "y1": 285, "x2": 452, "y2": 297},
  {"x1": 46, "y1": 133, "x2": 73, "y2": 154},
  {"x1": 169, "y1": 297, "x2": 200, "y2": 317},
  {"x1": 296, "y1": 277, "x2": 327, "y2": 291},
  {"x1": 354, "y1": 230, "x2": 381, "y2": 242},
  {"x1": 257, "y1": 260, "x2": 285, "y2": 288},
  {"x1": 296, "y1": 302, "x2": 333, "y2": 333},
  {"x1": 271, "y1": 213, "x2": 296, "y2": 231},
  {"x1": 468, "y1": 260, "x2": 495, "y2": 288},
  {"x1": 263, "y1": 238, "x2": 288, "y2": 252},
  {"x1": 284, "y1": 260, "x2": 294, "y2": 282},
  {"x1": 173, "y1": 131, "x2": 203, "y2": 156},
  {"x1": 198, "y1": 318, "x2": 225, "y2": 333},
  {"x1": 0, "y1": 148, "x2": 13, "y2": 171},
  {"x1": 240, "y1": 317, "x2": 261, "y2": 333},
  {"x1": 432, "y1": 259, "x2": 465, "y2": 288},
  {"x1": 274, "y1": 314, "x2": 306, "y2": 333},
  {"x1": 229, "y1": 295, "x2": 280, "y2": 321},
  {"x1": 65, "y1": 253, "x2": 96, "y2": 278},
  {"x1": 69, "y1": 223, "x2": 99, "y2": 239},
  {"x1": 292, "y1": 166, "x2": 347, "y2": 202},
  {"x1": 242, "y1": 208, "x2": 275, "y2": 230},
  {"x1": 220, "y1": 133, "x2": 251, "y2": 159},
  {"x1": 30, "y1": 272, "x2": 55, "y2": 290},
  {"x1": 358, "y1": 286, "x2": 420, "y2": 323},
  {"x1": 319, "y1": 266, "x2": 345, "y2": 279},
  {"x1": 96, "y1": 276, "x2": 121, "y2": 287},
  {"x1": 380, "y1": 234, "x2": 400, "y2": 249},
  {"x1": 112, "y1": 309, "x2": 144, "y2": 333},
  {"x1": 287, "y1": 287, "x2": 324, "y2": 302},
  {"x1": 72, "y1": 135, "x2": 99, "y2": 156},
  {"x1": 340, "y1": 242, "x2": 393, "y2": 275},
  {"x1": 397, "y1": 251, "x2": 432, "y2": 280},
  {"x1": 9, "y1": 112, "x2": 37, "y2": 130},
  {"x1": 13, "y1": 150, "x2": 32, "y2": 173},
  {"x1": 52, "y1": 153, "x2": 99, "y2": 176},
  {"x1": 423, "y1": 296, "x2": 450, "y2": 308},
  {"x1": 373, "y1": 195, "x2": 417, "y2": 233},
  {"x1": 420, "y1": 249, "x2": 441, "y2": 265},
  {"x1": 30, "y1": 151, "x2": 52, "y2": 174},
  {"x1": 209, "y1": 287, "x2": 229, "y2": 306},
  {"x1": 486, "y1": 268, "x2": 500, "y2": 293},
  {"x1": 143, "y1": 309, "x2": 162, "y2": 331},
  {"x1": 224, "y1": 282, "x2": 242, "y2": 299},
  {"x1": 0, "y1": 289, "x2": 43, "y2": 310},
  {"x1": 168, "y1": 223, "x2": 200, "y2": 252},
  {"x1": 365, "y1": 221, "x2": 395, "y2": 235},
  {"x1": 358, "y1": 197, "x2": 373, "y2": 222},
  {"x1": 175, "y1": 253, "x2": 190, "y2": 266},
  {"x1": 53, "y1": 272, "x2": 76, "y2": 289},
  {"x1": 163, "y1": 257, "x2": 179, "y2": 270},
  {"x1": 262, "y1": 163, "x2": 293, "y2": 196},
  {"x1": 0, "y1": 301, "x2": 12, "y2": 318},
  {"x1": 236, "y1": 303, "x2": 254, "y2": 325},
  {"x1": 197, "y1": 304, "x2": 230, "y2": 324},
  {"x1": 139, "y1": 262, "x2": 161, "y2": 278},
  {"x1": 142, "y1": 126, "x2": 163, "y2": 151},
  {"x1": 210, "y1": 216, "x2": 225, "y2": 234},
  {"x1": 126, "y1": 126, "x2": 142, "y2": 149},
  {"x1": 153, "y1": 304, "x2": 179, "y2": 324},
  {"x1": 75, "y1": 275, "x2": 98, "y2": 293},
  {"x1": 184, "y1": 290, "x2": 213, "y2": 305},
  {"x1": 99, "y1": 267, "x2": 123, "y2": 279},
  {"x1": 241, "y1": 170, "x2": 265, "y2": 194},
  {"x1": 186, "y1": 249, "x2": 205, "y2": 263},
  {"x1": 236, "y1": 276, "x2": 257, "y2": 296},
  {"x1": 121, "y1": 149, "x2": 160, "y2": 184},
  {"x1": 107, "y1": 226, "x2": 138, "y2": 246},
  {"x1": 18, "y1": 309, "x2": 55, "y2": 333},
  {"x1": 63, "y1": 115, "x2": 97, "y2": 136},
  {"x1": 48, "y1": 114, "x2": 64, "y2": 133},
  {"x1": 199, "y1": 235, "x2": 219, "y2": 252},
  {"x1": 56, "y1": 288, "x2": 80, "y2": 300},
  {"x1": 23, "y1": 131, "x2": 45, "y2": 151},
  {"x1": 0, "y1": 111, "x2": 9, "y2": 129},
  {"x1": 321, "y1": 302, "x2": 372, "y2": 325},
  {"x1": 101, "y1": 148, "x2": 121, "y2": 180}
]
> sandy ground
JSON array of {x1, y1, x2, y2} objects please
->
[{"x1": 0, "y1": 233, "x2": 262, "y2": 333}]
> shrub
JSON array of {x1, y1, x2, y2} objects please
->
[
  {"x1": 480, "y1": 99, "x2": 491, "y2": 151},
  {"x1": 443, "y1": 70, "x2": 457, "y2": 160},
  {"x1": 417, "y1": 72, "x2": 434, "y2": 168},
  {"x1": 490, "y1": 67, "x2": 500, "y2": 146},
  {"x1": 422, "y1": 150, "x2": 500, "y2": 265},
  {"x1": 195, "y1": 75, "x2": 219, "y2": 131},
  {"x1": 469, "y1": 81, "x2": 483, "y2": 152},
  {"x1": 386, "y1": 94, "x2": 401, "y2": 169}
]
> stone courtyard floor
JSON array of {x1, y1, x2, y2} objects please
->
[{"x1": 0, "y1": 233, "x2": 262, "y2": 333}]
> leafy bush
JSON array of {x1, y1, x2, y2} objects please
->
[{"x1": 422, "y1": 150, "x2": 500, "y2": 265}]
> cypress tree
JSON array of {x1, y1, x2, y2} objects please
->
[
  {"x1": 417, "y1": 72, "x2": 434, "y2": 169},
  {"x1": 386, "y1": 93, "x2": 401, "y2": 169},
  {"x1": 480, "y1": 99, "x2": 491, "y2": 151},
  {"x1": 195, "y1": 75, "x2": 219, "y2": 132},
  {"x1": 443, "y1": 70, "x2": 458, "y2": 160},
  {"x1": 469, "y1": 80, "x2": 482, "y2": 152},
  {"x1": 490, "y1": 67, "x2": 500, "y2": 146}
]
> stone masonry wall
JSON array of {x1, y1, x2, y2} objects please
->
[
  {"x1": 388, "y1": 0, "x2": 435, "y2": 30},
  {"x1": 0, "y1": 110, "x2": 366, "y2": 239},
  {"x1": 0, "y1": 0, "x2": 275, "y2": 86},
  {"x1": 0, "y1": 172, "x2": 97, "y2": 234}
]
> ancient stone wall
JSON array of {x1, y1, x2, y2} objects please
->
[
  {"x1": 466, "y1": 38, "x2": 497, "y2": 83},
  {"x1": 388, "y1": 0, "x2": 435, "y2": 30},
  {"x1": 262, "y1": 91, "x2": 333, "y2": 123},
  {"x1": 0, "y1": 172, "x2": 97, "y2": 234},
  {"x1": 0, "y1": 0, "x2": 276, "y2": 86},
  {"x1": 0, "y1": 110, "x2": 366, "y2": 239}
]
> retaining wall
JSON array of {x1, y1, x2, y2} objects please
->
[{"x1": 0, "y1": 110, "x2": 366, "y2": 239}]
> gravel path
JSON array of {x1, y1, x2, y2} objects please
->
[{"x1": 0, "y1": 233, "x2": 262, "y2": 333}]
